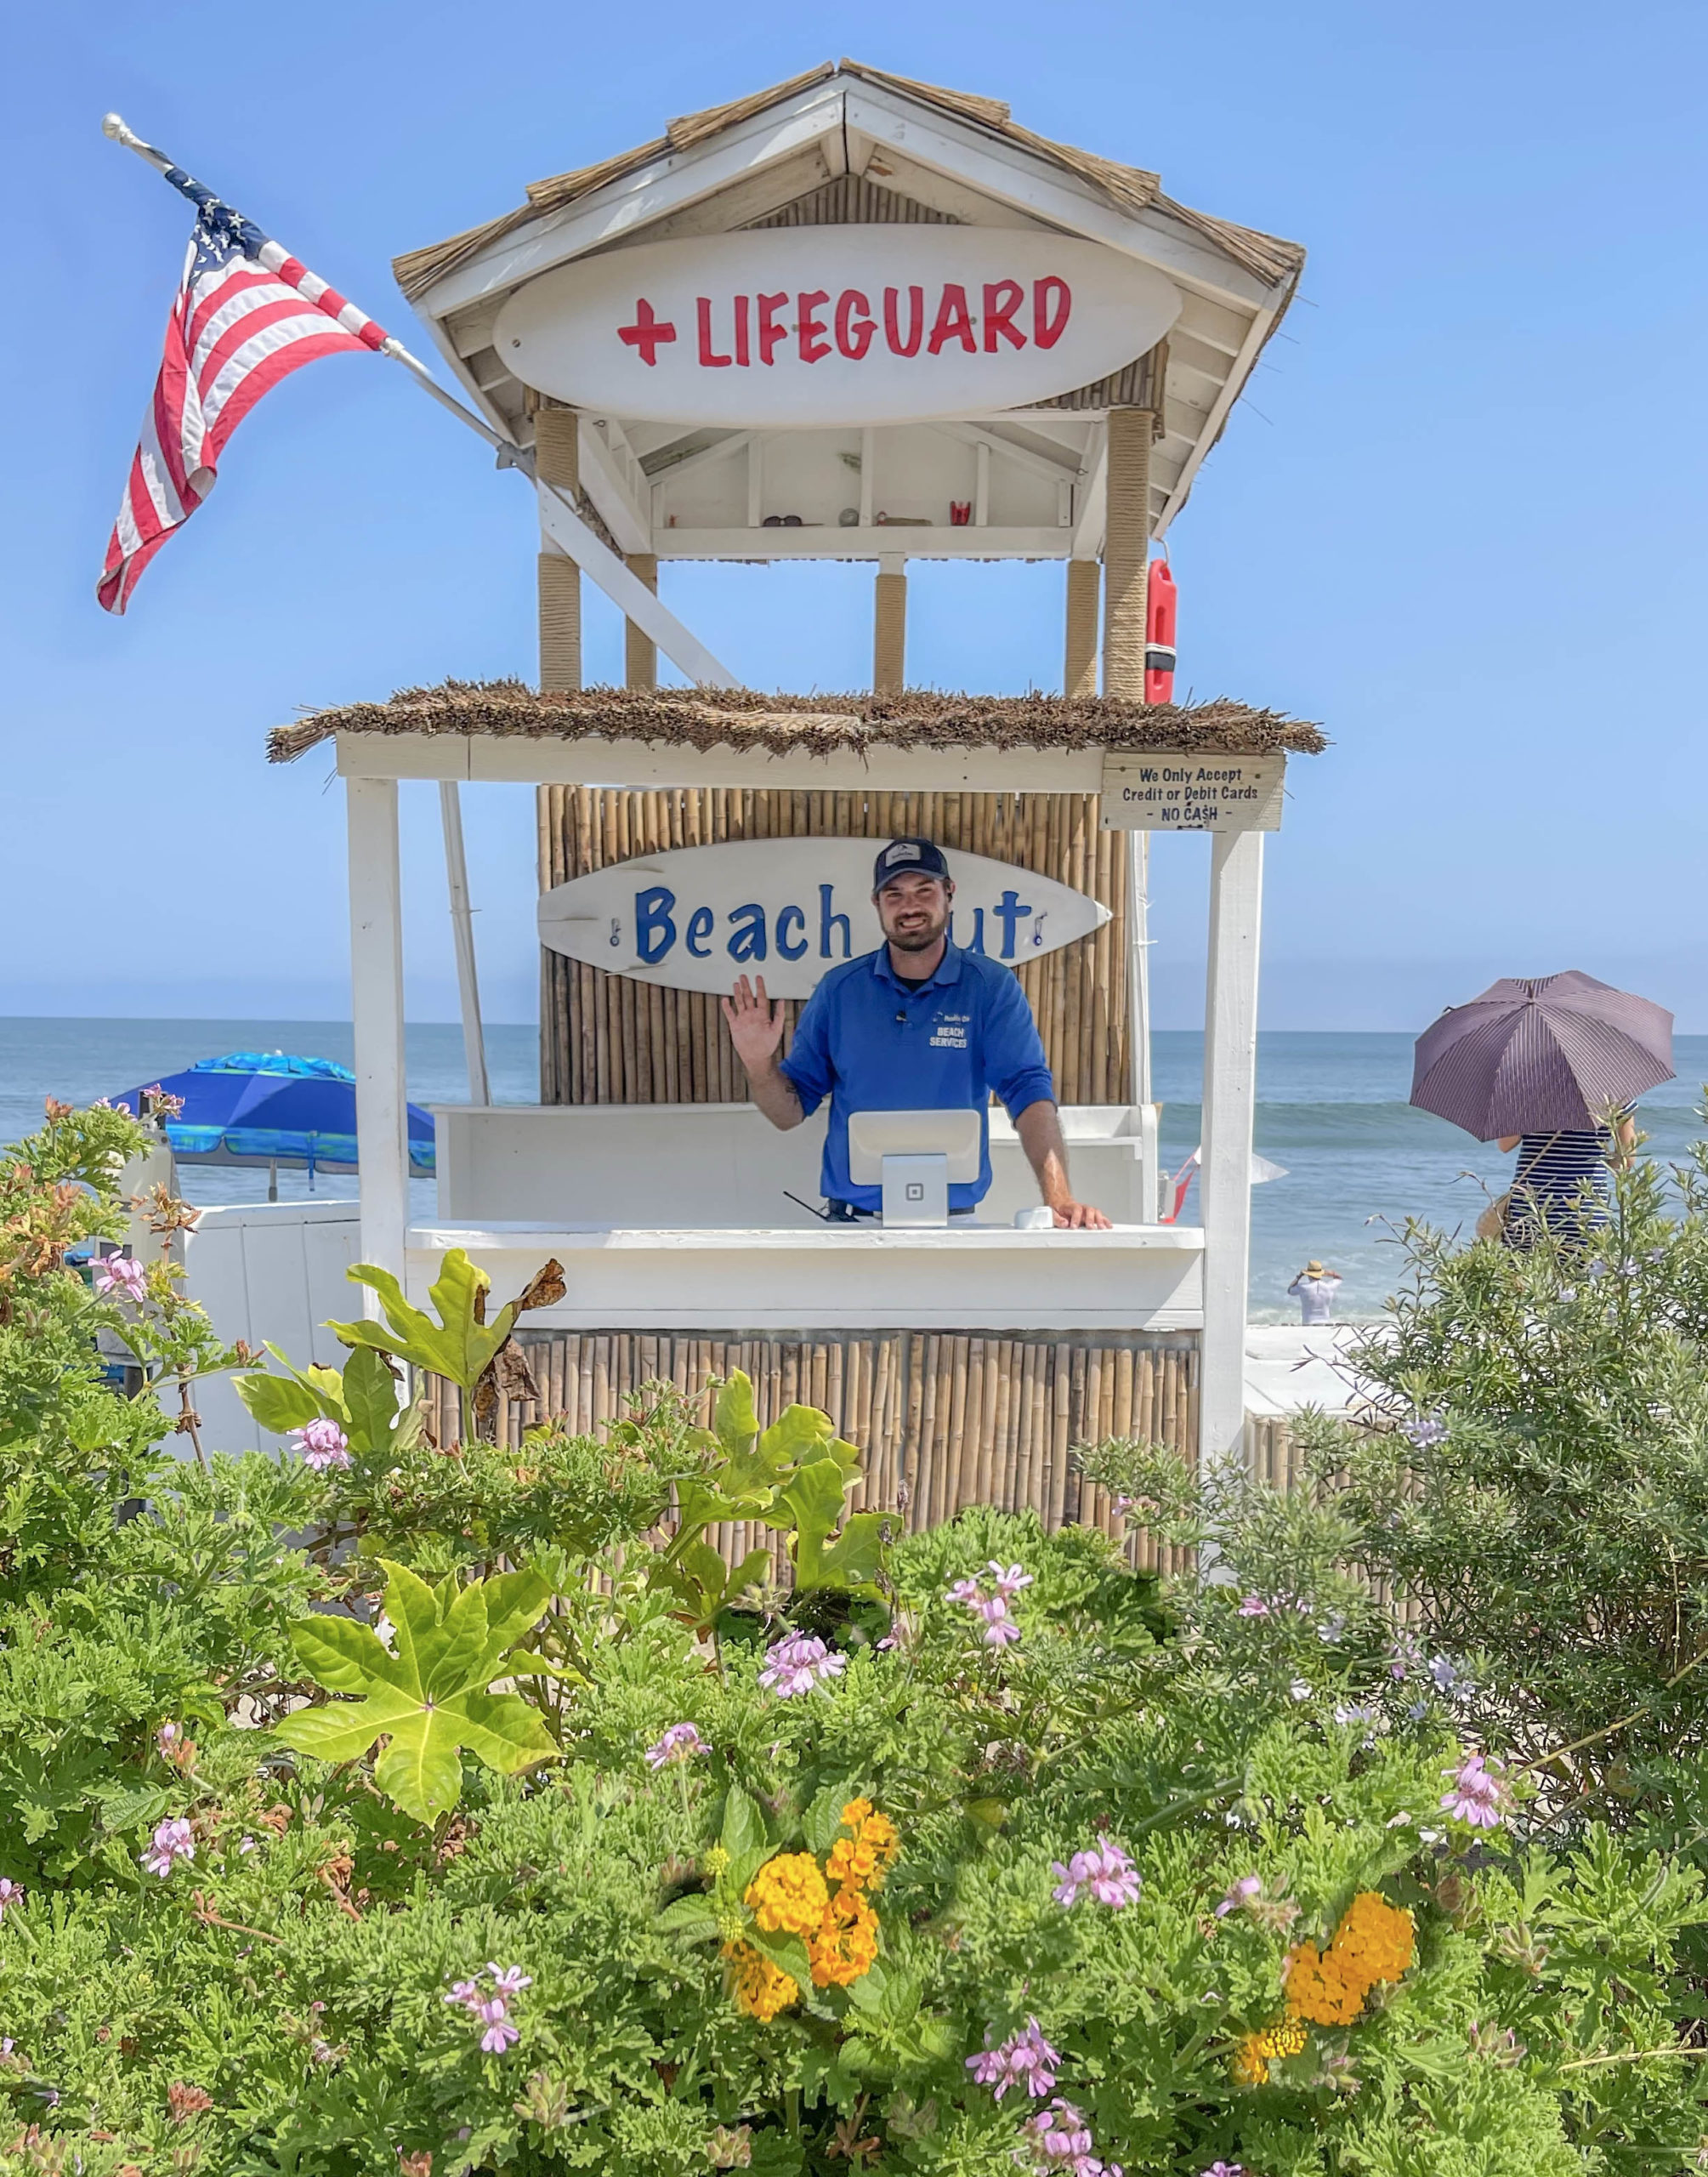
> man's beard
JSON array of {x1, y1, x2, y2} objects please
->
[{"x1": 884, "y1": 915, "x2": 948, "y2": 952}]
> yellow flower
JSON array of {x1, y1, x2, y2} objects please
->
[
  {"x1": 1330, "y1": 1890, "x2": 1415, "y2": 1985},
  {"x1": 1285, "y1": 1891, "x2": 1415, "y2": 2026},
  {"x1": 1232, "y1": 2018, "x2": 1308, "y2": 2085},
  {"x1": 841, "y1": 1798, "x2": 875, "y2": 1827},
  {"x1": 722, "y1": 1941, "x2": 797, "y2": 2021},
  {"x1": 746, "y1": 1853, "x2": 830, "y2": 1939},
  {"x1": 1283, "y1": 1942, "x2": 1366, "y2": 2026},
  {"x1": 808, "y1": 1887, "x2": 881, "y2": 1987}
]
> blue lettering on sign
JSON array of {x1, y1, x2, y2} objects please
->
[
  {"x1": 635, "y1": 885, "x2": 677, "y2": 965},
  {"x1": 993, "y1": 890, "x2": 1032, "y2": 960},
  {"x1": 949, "y1": 907, "x2": 988, "y2": 954},
  {"x1": 727, "y1": 902, "x2": 768, "y2": 962},
  {"x1": 685, "y1": 905, "x2": 714, "y2": 958},
  {"x1": 820, "y1": 884, "x2": 851, "y2": 960},
  {"x1": 776, "y1": 904, "x2": 808, "y2": 960}
]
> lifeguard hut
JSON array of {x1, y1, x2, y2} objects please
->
[{"x1": 270, "y1": 62, "x2": 1318, "y2": 1531}]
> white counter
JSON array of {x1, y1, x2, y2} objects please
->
[
  {"x1": 406, "y1": 1219, "x2": 1204, "y2": 1333},
  {"x1": 431, "y1": 1100, "x2": 1160, "y2": 1230}
]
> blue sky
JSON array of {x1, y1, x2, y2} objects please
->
[{"x1": 8, "y1": 0, "x2": 1705, "y2": 1031}]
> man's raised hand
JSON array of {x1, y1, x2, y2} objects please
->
[{"x1": 721, "y1": 975, "x2": 786, "y2": 1074}]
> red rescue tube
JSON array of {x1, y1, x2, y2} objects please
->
[{"x1": 1144, "y1": 560, "x2": 1177, "y2": 703}]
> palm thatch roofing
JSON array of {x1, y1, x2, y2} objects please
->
[
  {"x1": 393, "y1": 60, "x2": 1305, "y2": 304},
  {"x1": 268, "y1": 681, "x2": 1325, "y2": 765}
]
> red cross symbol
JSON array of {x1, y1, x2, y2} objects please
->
[{"x1": 617, "y1": 298, "x2": 677, "y2": 367}]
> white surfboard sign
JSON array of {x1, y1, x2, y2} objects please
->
[
  {"x1": 537, "y1": 838, "x2": 1111, "y2": 1000},
  {"x1": 494, "y1": 228, "x2": 1181, "y2": 429}
]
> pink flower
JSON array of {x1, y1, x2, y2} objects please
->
[
  {"x1": 1052, "y1": 1840, "x2": 1141, "y2": 1909},
  {"x1": 0, "y1": 1879, "x2": 23, "y2": 1918},
  {"x1": 474, "y1": 1998, "x2": 519, "y2": 2055},
  {"x1": 1214, "y1": 1875, "x2": 1263, "y2": 1917},
  {"x1": 140, "y1": 1816, "x2": 195, "y2": 1879},
  {"x1": 967, "y1": 2015, "x2": 1059, "y2": 2100},
  {"x1": 1236, "y1": 1595, "x2": 1270, "y2": 1617},
  {"x1": 289, "y1": 1417, "x2": 351, "y2": 1473},
  {"x1": 1442, "y1": 1753, "x2": 1507, "y2": 1829},
  {"x1": 1024, "y1": 2098, "x2": 1122, "y2": 2175},
  {"x1": 644, "y1": 1722, "x2": 708, "y2": 1769},
  {"x1": 758, "y1": 1631, "x2": 846, "y2": 1697},
  {"x1": 1203, "y1": 2164, "x2": 1245, "y2": 2176},
  {"x1": 949, "y1": 1568, "x2": 1029, "y2": 1650},
  {"x1": 445, "y1": 1967, "x2": 527, "y2": 2055},
  {"x1": 94, "y1": 1253, "x2": 146, "y2": 1302}
]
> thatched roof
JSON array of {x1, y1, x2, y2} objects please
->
[
  {"x1": 393, "y1": 60, "x2": 1305, "y2": 304},
  {"x1": 268, "y1": 680, "x2": 1325, "y2": 765}
]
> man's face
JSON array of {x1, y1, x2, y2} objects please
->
[{"x1": 875, "y1": 871, "x2": 953, "y2": 952}]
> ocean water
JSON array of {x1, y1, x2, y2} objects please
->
[{"x1": 3, "y1": 1020, "x2": 1702, "y2": 1323}]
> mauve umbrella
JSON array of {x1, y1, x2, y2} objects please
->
[{"x1": 1410, "y1": 971, "x2": 1674, "y2": 1141}]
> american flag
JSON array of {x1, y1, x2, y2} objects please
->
[{"x1": 99, "y1": 171, "x2": 389, "y2": 614}]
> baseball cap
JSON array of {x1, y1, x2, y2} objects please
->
[{"x1": 873, "y1": 838, "x2": 951, "y2": 891}]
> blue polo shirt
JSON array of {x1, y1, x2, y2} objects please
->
[{"x1": 780, "y1": 943, "x2": 1056, "y2": 1212}]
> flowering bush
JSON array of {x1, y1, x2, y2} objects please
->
[{"x1": 0, "y1": 1110, "x2": 1703, "y2": 2173}]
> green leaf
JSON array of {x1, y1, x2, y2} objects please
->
[
  {"x1": 804, "y1": 1782, "x2": 858, "y2": 1856},
  {"x1": 373, "y1": 1706, "x2": 465, "y2": 1824},
  {"x1": 747, "y1": 1924, "x2": 813, "y2": 1989},
  {"x1": 778, "y1": 1460, "x2": 887, "y2": 1594},
  {"x1": 340, "y1": 1343, "x2": 407, "y2": 1457},
  {"x1": 712, "y1": 1371, "x2": 760, "y2": 1457},
  {"x1": 275, "y1": 1683, "x2": 420, "y2": 1765},
  {"x1": 292, "y1": 1611, "x2": 411, "y2": 1695},
  {"x1": 330, "y1": 1249, "x2": 519, "y2": 1394},
  {"x1": 721, "y1": 1785, "x2": 767, "y2": 1861},
  {"x1": 268, "y1": 1558, "x2": 554, "y2": 1822},
  {"x1": 655, "y1": 1894, "x2": 721, "y2": 1939},
  {"x1": 450, "y1": 1688, "x2": 558, "y2": 1774},
  {"x1": 233, "y1": 1370, "x2": 323, "y2": 1436}
]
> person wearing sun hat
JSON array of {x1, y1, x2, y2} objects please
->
[{"x1": 1288, "y1": 1260, "x2": 1342, "y2": 1324}]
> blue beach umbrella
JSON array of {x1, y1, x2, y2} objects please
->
[{"x1": 111, "y1": 1052, "x2": 434, "y2": 1185}]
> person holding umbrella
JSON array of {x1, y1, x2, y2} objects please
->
[{"x1": 1410, "y1": 971, "x2": 1671, "y2": 1249}]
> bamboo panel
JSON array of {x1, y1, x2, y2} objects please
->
[
  {"x1": 539, "y1": 787, "x2": 1130, "y2": 1105},
  {"x1": 425, "y1": 1329, "x2": 1203, "y2": 1570}
]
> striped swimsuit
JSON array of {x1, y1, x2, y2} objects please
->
[{"x1": 1504, "y1": 1125, "x2": 1616, "y2": 1246}]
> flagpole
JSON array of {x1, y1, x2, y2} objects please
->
[{"x1": 99, "y1": 112, "x2": 740, "y2": 690}]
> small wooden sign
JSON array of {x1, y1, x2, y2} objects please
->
[{"x1": 1100, "y1": 751, "x2": 1285, "y2": 832}]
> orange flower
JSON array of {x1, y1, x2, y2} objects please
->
[
  {"x1": 1285, "y1": 1891, "x2": 1415, "y2": 2026},
  {"x1": 808, "y1": 1887, "x2": 881, "y2": 1987}
]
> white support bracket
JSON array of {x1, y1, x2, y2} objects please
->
[{"x1": 536, "y1": 480, "x2": 739, "y2": 690}]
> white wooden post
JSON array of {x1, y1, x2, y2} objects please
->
[
  {"x1": 347, "y1": 776, "x2": 409, "y2": 1302},
  {"x1": 438, "y1": 781, "x2": 490, "y2": 1107},
  {"x1": 1199, "y1": 827, "x2": 1264, "y2": 1464}
]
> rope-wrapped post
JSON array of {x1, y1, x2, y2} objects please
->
[
  {"x1": 873, "y1": 556, "x2": 907, "y2": 693},
  {"x1": 1101, "y1": 407, "x2": 1153, "y2": 699},
  {"x1": 536, "y1": 405, "x2": 582, "y2": 693},
  {"x1": 1064, "y1": 558, "x2": 1100, "y2": 696},
  {"x1": 625, "y1": 553, "x2": 659, "y2": 691}
]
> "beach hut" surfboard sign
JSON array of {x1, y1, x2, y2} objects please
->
[{"x1": 537, "y1": 838, "x2": 1111, "y2": 1000}]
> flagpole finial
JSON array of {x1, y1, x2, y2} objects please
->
[{"x1": 102, "y1": 112, "x2": 132, "y2": 142}]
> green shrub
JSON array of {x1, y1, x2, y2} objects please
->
[{"x1": 0, "y1": 1109, "x2": 1703, "y2": 2174}]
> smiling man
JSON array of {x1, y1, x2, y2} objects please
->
[{"x1": 721, "y1": 837, "x2": 1112, "y2": 1227}]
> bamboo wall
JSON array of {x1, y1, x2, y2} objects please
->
[
  {"x1": 537, "y1": 788, "x2": 1132, "y2": 1106},
  {"x1": 424, "y1": 1326, "x2": 1196, "y2": 1576}
]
